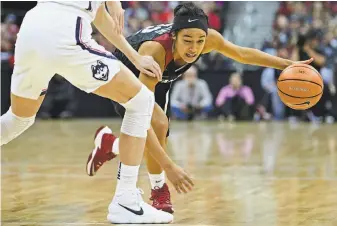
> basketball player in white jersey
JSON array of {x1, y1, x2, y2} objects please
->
[{"x1": 0, "y1": 1, "x2": 174, "y2": 224}]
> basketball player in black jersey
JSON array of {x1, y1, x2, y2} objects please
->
[{"x1": 86, "y1": 2, "x2": 314, "y2": 214}]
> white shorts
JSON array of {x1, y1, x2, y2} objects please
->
[{"x1": 11, "y1": 2, "x2": 121, "y2": 99}]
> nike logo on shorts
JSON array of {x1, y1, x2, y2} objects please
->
[{"x1": 188, "y1": 19, "x2": 199, "y2": 22}]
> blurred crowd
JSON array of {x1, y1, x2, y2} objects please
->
[
  {"x1": 260, "y1": 1, "x2": 337, "y2": 123},
  {"x1": 1, "y1": 14, "x2": 18, "y2": 64},
  {"x1": 1, "y1": 2, "x2": 336, "y2": 123},
  {"x1": 94, "y1": 1, "x2": 224, "y2": 52}
]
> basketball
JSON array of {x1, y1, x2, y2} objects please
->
[{"x1": 277, "y1": 64, "x2": 323, "y2": 110}]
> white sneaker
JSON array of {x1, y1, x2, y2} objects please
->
[{"x1": 107, "y1": 188, "x2": 174, "y2": 224}]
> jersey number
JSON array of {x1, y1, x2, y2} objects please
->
[{"x1": 138, "y1": 24, "x2": 172, "y2": 35}]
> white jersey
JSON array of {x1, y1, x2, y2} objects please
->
[
  {"x1": 11, "y1": 1, "x2": 120, "y2": 99},
  {"x1": 38, "y1": 1, "x2": 104, "y2": 22}
]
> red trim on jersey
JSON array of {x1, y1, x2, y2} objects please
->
[
  {"x1": 79, "y1": 19, "x2": 108, "y2": 55},
  {"x1": 153, "y1": 33, "x2": 174, "y2": 68}
]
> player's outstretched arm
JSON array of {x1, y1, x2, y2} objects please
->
[
  {"x1": 204, "y1": 29, "x2": 313, "y2": 70},
  {"x1": 146, "y1": 127, "x2": 194, "y2": 193},
  {"x1": 93, "y1": 2, "x2": 162, "y2": 79}
]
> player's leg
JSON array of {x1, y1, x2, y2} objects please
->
[
  {"x1": 146, "y1": 83, "x2": 171, "y2": 177},
  {"x1": 145, "y1": 83, "x2": 173, "y2": 213},
  {"x1": 145, "y1": 103, "x2": 169, "y2": 172},
  {"x1": 93, "y1": 63, "x2": 152, "y2": 164},
  {"x1": 93, "y1": 63, "x2": 173, "y2": 224},
  {"x1": 0, "y1": 36, "x2": 51, "y2": 147},
  {"x1": 91, "y1": 97, "x2": 173, "y2": 214},
  {"x1": 1, "y1": 94, "x2": 45, "y2": 146},
  {"x1": 62, "y1": 43, "x2": 172, "y2": 222}
]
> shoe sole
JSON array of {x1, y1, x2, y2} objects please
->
[
  {"x1": 159, "y1": 207, "x2": 174, "y2": 214},
  {"x1": 107, "y1": 213, "x2": 173, "y2": 224},
  {"x1": 107, "y1": 202, "x2": 173, "y2": 224},
  {"x1": 86, "y1": 126, "x2": 112, "y2": 176}
]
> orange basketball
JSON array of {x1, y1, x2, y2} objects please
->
[{"x1": 277, "y1": 64, "x2": 323, "y2": 110}]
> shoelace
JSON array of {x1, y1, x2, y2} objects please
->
[{"x1": 151, "y1": 186, "x2": 171, "y2": 204}]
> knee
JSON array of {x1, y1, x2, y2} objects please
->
[
  {"x1": 120, "y1": 85, "x2": 155, "y2": 138},
  {"x1": 152, "y1": 115, "x2": 169, "y2": 139},
  {"x1": 122, "y1": 85, "x2": 154, "y2": 113}
]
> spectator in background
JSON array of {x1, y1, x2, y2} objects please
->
[
  {"x1": 171, "y1": 66, "x2": 213, "y2": 121},
  {"x1": 1, "y1": 14, "x2": 19, "y2": 64},
  {"x1": 292, "y1": 29, "x2": 326, "y2": 70},
  {"x1": 124, "y1": 1, "x2": 149, "y2": 22},
  {"x1": 216, "y1": 72, "x2": 254, "y2": 121},
  {"x1": 291, "y1": 29, "x2": 334, "y2": 122},
  {"x1": 201, "y1": 2, "x2": 221, "y2": 31},
  {"x1": 275, "y1": 14, "x2": 290, "y2": 46},
  {"x1": 321, "y1": 30, "x2": 337, "y2": 123},
  {"x1": 271, "y1": 0, "x2": 337, "y2": 123},
  {"x1": 149, "y1": 2, "x2": 174, "y2": 24},
  {"x1": 260, "y1": 45, "x2": 288, "y2": 120}
]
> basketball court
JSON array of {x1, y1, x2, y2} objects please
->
[{"x1": 2, "y1": 120, "x2": 337, "y2": 225}]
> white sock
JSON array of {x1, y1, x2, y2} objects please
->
[
  {"x1": 112, "y1": 138, "x2": 120, "y2": 155},
  {"x1": 148, "y1": 171, "x2": 165, "y2": 189},
  {"x1": 116, "y1": 162, "x2": 139, "y2": 193}
]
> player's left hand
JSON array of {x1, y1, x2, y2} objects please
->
[
  {"x1": 292, "y1": 58, "x2": 314, "y2": 65},
  {"x1": 164, "y1": 164, "x2": 194, "y2": 194}
]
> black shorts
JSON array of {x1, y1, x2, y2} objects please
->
[{"x1": 112, "y1": 82, "x2": 172, "y2": 137}]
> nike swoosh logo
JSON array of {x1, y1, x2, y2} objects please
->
[
  {"x1": 188, "y1": 19, "x2": 199, "y2": 22},
  {"x1": 293, "y1": 101, "x2": 310, "y2": 106},
  {"x1": 155, "y1": 180, "x2": 162, "y2": 183},
  {"x1": 118, "y1": 204, "x2": 144, "y2": 215}
]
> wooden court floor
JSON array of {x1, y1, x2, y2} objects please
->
[{"x1": 1, "y1": 120, "x2": 337, "y2": 226}]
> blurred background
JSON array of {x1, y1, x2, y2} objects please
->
[{"x1": 1, "y1": 1, "x2": 337, "y2": 123}]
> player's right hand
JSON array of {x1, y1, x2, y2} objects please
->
[
  {"x1": 164, "y1": 163, "x2": 194, "y2": 194},
  {"x1": 135, "y1": 55, "x2": 162, "y2": 81}
]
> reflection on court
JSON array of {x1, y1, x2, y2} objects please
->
[{"x1": 2, "y1": 120, "x2": 337, "y2": 226}]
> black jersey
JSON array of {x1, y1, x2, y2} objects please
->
[{"x1": 113, "y1": 24, "x2": 200, "y2": 83}]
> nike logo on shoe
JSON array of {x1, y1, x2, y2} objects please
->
[
  {"x1": 293, "y1": 101, "x2": 310, "y2": 106},
  {"x1": 188, "y1": 19, "x2": 199, "y2": 22},
  {"x1": 118, "y1": 203, "x2": 144, "y2": 215},
  {"x1": 155, "y1": 180, "x2": 162, "y2": 183}
]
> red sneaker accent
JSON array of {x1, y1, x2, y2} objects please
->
[
  {"x1": 150, "y1": 183, "x2": 174, "y2": 213},
  {"x1": 86, "y1": 126, "x2": 117, "y2": 176}
]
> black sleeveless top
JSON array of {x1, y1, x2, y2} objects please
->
[{"x1": 113, "y1": 24, "x2": 201, "y2": 83}]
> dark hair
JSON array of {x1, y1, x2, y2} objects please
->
[
  {"x1": 174, "y1": 2, "x2": 208, "y2": 23},
  {"x1": 306, "y1": 29, "x2": 323, "y2": 41}
]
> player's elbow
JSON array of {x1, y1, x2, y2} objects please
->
[{"x1": 236, "y1": 47, "x2": 250, "y2": 64}]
